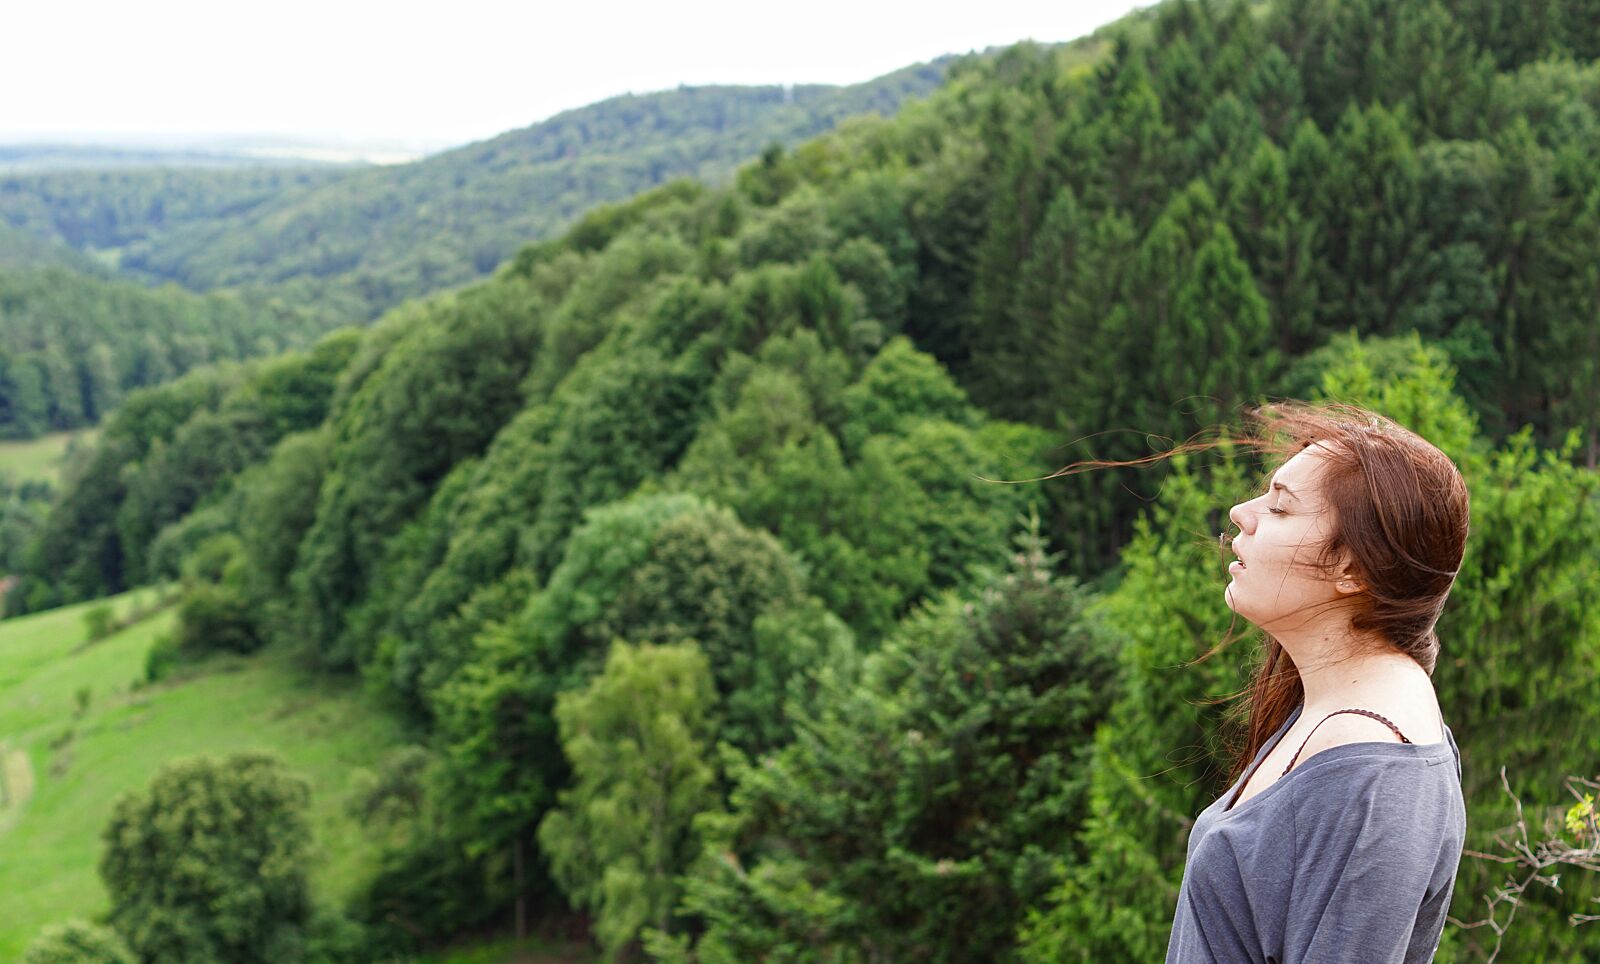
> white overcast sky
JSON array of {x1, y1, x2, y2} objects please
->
[{"x1": 4, "y1": 0, "x2": 1154, "y2": 150}]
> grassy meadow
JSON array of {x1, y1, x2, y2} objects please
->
[
  {"x1": 0, "y1": 588, "x2": 411, "y2": 959},
  {"x1": 0, "y1": 428, "x2": 97, "y2": 486}
]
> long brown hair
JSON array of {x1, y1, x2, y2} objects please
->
[{"x1": 1024, "y1": 399, "x2": 1472, "y2": 787}]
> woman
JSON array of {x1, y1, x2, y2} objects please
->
[{"x1": 1164, "y1": 402, "x2": 1470, "y2": 963}]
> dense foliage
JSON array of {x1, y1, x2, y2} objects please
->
[
  {"x1": 656, "y1": 517, "x2": 1119, "y2": 962},
  {"x1": 21, "y1": 920, "x2": 137, "y2": 964},
  {"x1": 0, "y1": 221, "x2": 103, "y2": 272},
  {"x1": 0, "y1": 266, "x2": 333, "y2": 438},
  {"x1": 98, "y1": 752, "x2": 314, "y2": 962},
  {"x1": 0, "y1": 474, "x2": 50, "y2": 577},
  {"x1": 11, "y1": 0, "x2": 1600, "y2": 958},
  {"x1": 0, "y1": 165, "x2": 341, "y2": 252},
  {"x1": 539, "y1": 640, "x2": 723, "y2": 959},
  {"x1": 12, "y1": 327, "x2": 359, "y2": 611}
]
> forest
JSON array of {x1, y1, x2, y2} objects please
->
[
  {"x1": 4, "y1": 0, "x2": 1600, "y2": 960},
  {"x1": 0, "y1": 60, "x2": 950, "y2": 402},
  {"x1": 0, "y1": 69, "x2": 947, "y2": 443},
  {"x1": 0, "y1": 266, "x2": 343, "y2": 439}
]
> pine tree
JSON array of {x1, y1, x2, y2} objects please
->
[
  {"x1": 1160, "y1": 220, "x2": 1276, "y2": 417},
  {"x1": 1223, "y1": 138, "x2": 1320, "y2": 357},
  {"x1": 662, "y1": 513, "x2": 1120, "y2": 962},
  {"x1": 1240, "y1": 44, "x2": 1306, "y2": 144},
  {"x1": 970, "y1": 112, "x2": 1059, "y2": 410},
  {"x1": 1386, "y1": 0, "x2": 1495, "y2": 140},
  {"x1": 1019, "y1": 452, "x2": 1255, "y2": 962},
  {"x1": 1312, "y1": 103, "x2": 1431, "y2": 337},
  {"x1": 1536, "y1": 161, "x2": 1600, "y2": 467},
  {"x1": 1086, "y1": 54, "x2": 1178, "y2": 229}
]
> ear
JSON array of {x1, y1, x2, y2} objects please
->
[{"x1": 1333, "y1": 555, "x2": 1366, "y2": 596}]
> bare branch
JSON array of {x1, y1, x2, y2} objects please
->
[{"x1": 1448, "y1": 766, "x2": 1600, "y2": 962}]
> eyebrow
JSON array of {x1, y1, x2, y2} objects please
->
[{"x1": 1271, "y1": 479, "x2": 1300, "y2": 501}]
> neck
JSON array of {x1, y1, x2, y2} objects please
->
[{"x1": 1267, "y1": 613, "x2": 1424, "y2": 712}]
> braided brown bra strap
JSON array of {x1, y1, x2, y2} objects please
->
[{"x1": 1281, "y1": 708, "x2": 1412, "y2": 777}]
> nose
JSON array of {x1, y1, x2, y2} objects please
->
[{"x1": 1228, "y1": 500, "x2": 1253, "y2": 535}]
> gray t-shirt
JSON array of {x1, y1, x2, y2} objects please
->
[{"x1": 1166, "y1": 701, "x2": 1466, "y2": 963}]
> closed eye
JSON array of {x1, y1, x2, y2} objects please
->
[{"x1": 1267, "y1": 505, "x2": 1287, "y2": 515}]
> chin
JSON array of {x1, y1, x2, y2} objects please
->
[{"x1": 1223, "y1": 584, "x2": 1260, "y2": 623}]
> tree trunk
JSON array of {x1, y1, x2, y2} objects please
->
[{"x1": 513, "y1": 834, "x2": 528, "y2": 941}]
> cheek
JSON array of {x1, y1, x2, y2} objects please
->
[
  {"x1": 1280, "y1": 525, "x2": 1331, "y2": 570},
  {"x1": 1256, "y1": 526, "x2": 1319, "y2": 571}
]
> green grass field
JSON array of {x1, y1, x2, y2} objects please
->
[
  {"x1": 0, "y1": 428, "x2": 97, "y2": 486},
  {"x1": 0, "y1": 588, "x2": 411, "y2": 959}
]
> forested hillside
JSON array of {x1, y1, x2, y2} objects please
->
[
  {"x1": 7, "y1": 0, "x2": 1600, "y2": 960},
  {"x1": 0, "y1": 266, "x2": 333, "y2": 438},
  {"x1": 0, "y1": 165, "x2": 344, "y2": 254},
  {"x1": 0, "y1": 65, "x2": 953, "y2": 446},
  {"x1": 1, "y1": 63, "x2": 952, "y2": 331},
  {"x1": 0, "y1": 222, "x2": 106, "y2": 273}
]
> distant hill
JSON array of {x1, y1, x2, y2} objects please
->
[
  {"x1": 1, "y1": 60, "x2": 954, "y2": 324},
  {"x1": 0, "y1": 221, "x2": 105, "y2": 273},
  {"x1": 0, "y1": 264, "x2": 330, "y2": 439},
  {"x1": 0, "y1": 166, "x2": 348, "y2": 255},
  {"x1": 0, "y1": 59, "x2": 956, "y2": 443},
  {"x1": 0, "y1": 142, "x2": 364, "y2": 171}
]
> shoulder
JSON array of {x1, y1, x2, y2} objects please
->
[
  {"x1": 1285, "y1": 718, "x2": 1461, "y2": 833},
  {"x1": 1288, "y1": 753, "x2": 1464, "y2": 867},
  {"x1": 1294, "y1": 711, "x2": 1408, "y2": 767}
]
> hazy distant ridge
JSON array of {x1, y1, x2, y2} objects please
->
[{"x1": 0, "y1": 61, "x2": 954, "y2": 326}]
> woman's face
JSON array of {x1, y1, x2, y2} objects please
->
[{"x1": 1225, "y1": 443, "x2": 1354, "y2": 629}]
